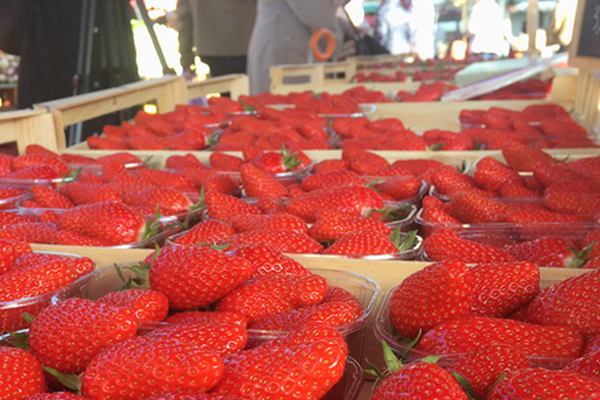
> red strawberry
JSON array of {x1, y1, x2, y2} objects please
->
[
  {"x1": 230, "y1": 213, "x2": 307, "y2": 234},
  {"x1": 250, "y1": 146, "x2": 310, "y2": 174},
  {"x1": 474, "y1": 164, "x2": 523, "y2": 192},
  {"x1": 0, "y1": 239, "x2": 16, "y2": 275},
  {"x1": 7, "y1": 165, "x2": 61, "y2": 181},
  {"x1": 389, "y1": 259, "x2": 474, "y2": 339},
  {"x1": 81, "y1": 336, "x2": 224, "y2": 398},
  {"x1": 216, "y1": 273, "x2": 329, "y2": 323},
  {"x1": 204, "y1": 191, "x2": 262, "y2": 222},
  {"x1": 471, "y1": 262, "x2": 539, "y2": 317},
  {"x1": 312, "y1": 159, "x2": 349, "y2": 175},
  {"x1": 209, "y1": 152, "x2": 244, "y2": 171},
  {"x1": 431, "y1": 165, "x2": 477, "y2": 195},
  {"x1": 342, "y1": 148, "x2": 389, "y2": 170},
  {"x1": 223, "y1": 229, "x2": 324, "y2": 254},
  {"x1": 12, "y1": 154, "x2": 70, "y2": 177},
  {"x1": 7, "y1": 222, "x2": 59, "y2": 244},
  {"x1": 423, "y1": 229, "x2": 517, "y2": 263},
  {"x1": 26, "y1": 393, "x2": 87, "y2": 399},
  {"x1": 31, "y1": 185, "x2": 75, "y2": 209},
  {"x1": 203, "y1": 173, "x2": 240, "y2": 195},
  {"x1": 501, "y1": 140, "x2": 554, "y2": 172},
  {"x1": 166, "y1": 154, "x2": 207, "y2": 170},
  {"x1": 532, "y1": 162, "x2": 582, "y2": 187},
  {"x1": 59, "y1": 182, "x2": 121, "y2": 205},
  {"x1": 308, "y1": 216, "x2": 390, "y2": 242},
  {"x1": 416, "y1": 316, "x2": 583, "y2": 360},
  {"x1": 240, "y1": 163, "x2": 288, "y2": 198},
  {"x1": 145, "y1": 323, "x2": 247, "y2": 356},
  {"x1": 447, "y1": 344, "x2": 531, "y2": 399},
  {"x1": 211, "y1": 326, "x2": 347, "y2": 399},
  {"x1": 148, "y1": 246, "x2": 253, "y2": 310},
  {"x1": 0, "y1": 347, "x2": 47, "y2": 398},
  {"x1": 450, "y1": 191, "x2": 511, "y2": 223},
  {"x1": 499, "y1": 183, "x2": 541, "y2": 198},
  {"x1": 323, "y1": 228, "x2": 410, "y2": 256},
  {"x1": 137, "y1": 169, "x2": 195, "y2": 189},
  {"x1": 488, "y1": 368, "x2": 600, "y2": 399},
  {"x1": 100, "y1": 159, "x2": 127, "y2": 182},
  {"x1": 583, "y1": 229, "x2": 600, "y2": 259},
  {"x1": 28, "y1": 298, "x2": 138, "y2": 374},
  {"x1": 301, "y1": 169, "x2": 364, "y2": 192},
  {"x1": 171, "y1": 220, "x2": 236, "y2": 246},
  {"x1": 97, "y1": 289, "x2": 169, "y2": 323},
  {"x1": 544, "y1": 190, "x2": 600, "y2": 221},
  {"x1": 123, "y1": 187, "x2": 195, "y2": 215},
  {"x1": 376, "y1": 176, "x2": 423, "y2": 201},
  {"x1": 165, "y1": 310, "x2": 247, "y2": 327},
  {"x1": 563, "y1": 348, "x2": 600, "y2": 381},
  {"x1": 285, "y1": 186, "x2": 384, "y2": 223},
  {"x1": 371, "y1": 359, "x2": 467, "y2": 400},
  {"x1": 0, "y1": 211, "x2": 37, "y2": 228},
  {"x1": 505, "y1": 236, "x2": 592, "y2": 268},
  {"x1": 228, "y1": 242, "x2": 310, "y2": 279},
  {"x1": 526, "y1": 269, "x2": 600, "y2": 335},
  {"x1": 54, "y1": 230, "x2": 115, "y2": 246}
]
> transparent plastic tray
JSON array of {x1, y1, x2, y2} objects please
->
[
  {"x1": 374, "y1": 285, "x2": 578, "y2": 369},
  {"x1": 76, "y1": 265, "x2": 380, "y2": 364},
  {"x1": 0, "y1": 190, "x2": 31, "y2": 211},
  {"x1": 317, "y1": 104, "x2": 377, "y2": 119},
  {"x1": 0, "y1": 251, "x2": 95, "y2": 334},
  {"x1": 0, "y1": 175, "x2": 76, "y2": 190}
]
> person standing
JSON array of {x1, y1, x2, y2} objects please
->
[
  {"x1": 411, "y1": 0, "x2": 436, "y2": 60},
  {"x1": 247, "y1": 0, "x2": 344, "y2": 95},
  {"x1": 176, "y1": 0, "x2": 257, "y2": 77},
  {"x1": 373, "y1": 0, "x2": 414, "y2": 55},
  {"x1": 468, "y1": 0, "x2": 509, "y2": 59}
]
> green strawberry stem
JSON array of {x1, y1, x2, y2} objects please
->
[
  {"x1": 6, "y1": 331, "x2": 29, "y2": 350},
  {"x1": 373, "y1": 204, "x2": 412, "y2": 222},
  {"x1": 143, "y1": 204, "x2": 175, "y2": 240},
  {"x1": 427, "y1": 143, "x2": 444, "y2": 151},
  {"x1": 23, "y1": 313, "x2": 35, "y2": 324},
  {"x1": 281, "y1": 145, "x2": 303, "y2": 171},
  {"x1": 143, "y1": 155, "x2": 155, "y2": 168},
  {"x1": 390, "y1": 228, "x2": 417, "y2": 253},
  {"x1": 452, "y1": 372, "x2": 480, "y2": 400},
  {"x1": 405, "y1": 329, "x2": 422, "y2": 348},
  {"x1": 488, "y1": 372, "x2": 507, "y2": 397},
  {"x1": 43, "y1": 366, "x2": 82, "y2": 392},
  {"x1": 238, "y1": 99, "x2": 257, "y2": 112},
  {"x1": 365, "y1": 340, "x2": 403, "y2": 378},
  {"x1": 568, "y1": 240, "x2": 596, "y2": 269},
  {"x1": 206, "y1": 131, "x2": 220, "y2": 147}
]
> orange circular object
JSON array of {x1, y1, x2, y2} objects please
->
[{"x1": 309, "y1": 29, "x2": 336, "y2": 61}]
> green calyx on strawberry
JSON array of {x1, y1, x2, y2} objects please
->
[
  {"x1": 369, "y1": 203, "x2": 414, "y2": 223},
  {"x1": 280, "y1": 145, "x2": 304, "y2": 171},
  {"x1": 365, "y1": 340, "x2": 439, "y2": 379}
]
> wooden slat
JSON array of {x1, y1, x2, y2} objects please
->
[
  {"x1": 0, "y1": 109, "x2": 60, "y2": 154},
  {"x1": 187, "y1": 74, "x2": 249, "y2": 101}
]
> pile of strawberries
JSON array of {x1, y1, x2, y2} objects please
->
[
  {"x1": 373, "y1": 259, "x2": 600, "y2": 399},
  {"x1": 460, "y1": 104, "x2": 598, "y2": 149},
  {"x1": 0, "y1": 245, "x2": 366, "y2": 399},
  {"x1": 0, "y1": 242, "x2": 95, "y2": 333}
]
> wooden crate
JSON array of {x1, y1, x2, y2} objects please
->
[
  {"x1": 187, "y1": 74, "x2": 249, "y2": 101},
  {"x1": 0, "y1": 108, "x2": 60, "y2": 154},
  {"x1": 31, "y1": 76, "x2": 188, "y2": 153}
]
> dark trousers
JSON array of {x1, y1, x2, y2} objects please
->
[{"x1": 201, "y1": 55, "x2": 247, "y2": 77}]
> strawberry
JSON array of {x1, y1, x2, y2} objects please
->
[
  {"x1": 230, "y1": 213, "x2": 307, "y2": 234},
  {"x1": 12, "y1": 153, "x2": 70, "y2": 177},
  {"x1": 26, "y1": 392, "x2": 88, "y2": 399},
  {"x1": 391, "y1": 159, "x2": 444, "y2": 176},
  {"x1": 204, "y1": 191, "x2": 262, "y2": 222},
  {"x1": 0, "y1": 347, "x2": 47, "y2": 398},
  {"x1": 499, "y1": 183, "x2": 541, "y2": 198},
  {"x1": 447, "y1": 344, "x2": 531, "y2": 399},
  {"x1": 137, "y1": 169, "x2": 195, "y2": 190},
  {"x1": 249, "y1": 286, "x2": 363, "y2": 331},
  {"x1": 424, "y1": 229, "x2": 517, "y2": 263},
  {"x1": 450, "y1": 191, "x2": 511, "y2": 223},
  {"x1": 322, "y1": 228, "x2": 412, "y2": 256},
  {"x1": 544, "y1": 190, "x2": 600, "y2": 221},
  {"x1": 376, "y1": 176, "x2": 423, "y2": 202},
  {"x1": 532, "y1": 162, "x2": 582, "y2": 187},
  {"x1": 54, "y1": 230, "x2": 115, "y2": 246},
  {"x1": 342, "y1": 148, "x2": 389, "y2": 171},
  {"x1": 145, "y1": 323, "x2": 247, "y2": 356},
  {"x1": 0, "y1": 238, "x2": 16, "y2": 276},
  {"x1": 81, "y1": 336, "x2": 224, "y2": 398},
  {"x1": 223, "y1": 229, "x2": 324, "y2": 254},
  {"x1": 147, "y1": 246, "x2": 253, "y2": 310},
  {"x1": 471, "y1": 262, "x2": 539, "y2": 317},
  {"x1": 488, "y1": 368, "x2": 600, "y2": 399},
  {"x1": 584, "y1": 229, "x2": 600, "y2": 259},
  {"x1": 28, "y1": 298, "x2": 138, "y2": 374},
  {"x1": 100, "y1": 159, "x2": 127, "y2": 182},
  {"x1": 501, "y1": 140, "x2": 554, "y2": 172},
  {"x1": 97, "y1": 289, "x2": 169, "y2": 323},
  {"x1": 416, "y1": 316, "x2": 583, "y2": 360},
  {"x1": 474, "y1": 164, "x2": 523, "y2": 192},
  {"x1": 123, "y1": 187, "x2": 195, "y2": 215},
  {"x1": 431, "y1": 165, "x2": 478, "y2": 195},
  {"x1": 250, "y1": 146, "x2": 310, "y2": 174},
  {"x1": 216, "y1": 273, "x2": 329, "y2": 323},
  {"x1": 203, "y1": 173, "x2": 240, "y2": 195},
  {"x1": 285, "y1": 186, "x2": 384, "y2": 223},
  {"x1": 171, "y1": 220, "x2": 236, "y2": 246},
  {"x1": 59, "y1": 182, "x2": 121, "y2": 205},
  {"x1": 312, "y1": 159, "x2": 349, "y2": 175},
  {"x1": 31, "y1": 185, "x2": 75, "y2": 209},
  {"x1": 209, "y1": 152, "x2": 244, "y2": 171},
  {"x1": 7, "y1": 222, "x2": 59, "y2": 244},
  {"x1": 422, "y1": 195, "x2": 453, "y2": 213},
  {"x1": 308, "y1": 216, "x2": 390, "y2": 242},
  {"x1": 211, "y1": 326, "x2": 346, "y2": 399},
  {"x1": 228, "y1": 242, "x2": 310, "y2": 278},
  {"x1": 505, "y1": 236, "x2": 592, "y2": 268},
  {"x1": 564, "y1": 348, "x2": 600, "y2": 381},
  {"x1": 7, "y1": 165, "x2": 61, "y2": 181},
  {"x1": 58, "y1": 202, "x2": 162, "y2": 245},
  {"x1": 301, "y1": 169, "x2": 364, "y2": 192},
  {"x1": 165, "y1": 310, "x2": 247, "y2": 327},
  {"x1": 0, "y1": 211, "x2": 37, "y2": 228},
  {"x1": 526, "y1": 269, "x2": 600, "y2": 335},
  {"x1": 371, "y1": 357, "x2": 467, "y2": 400},
  {"x1": 166, "y1": 154, "x2": 207, "y2": 170},
  {"x1": 389, "y1": 260, "x2": 473, "y2": 339},
  {"x1": 240, "y1": 163, "x2": 288, "y2": 198}
]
